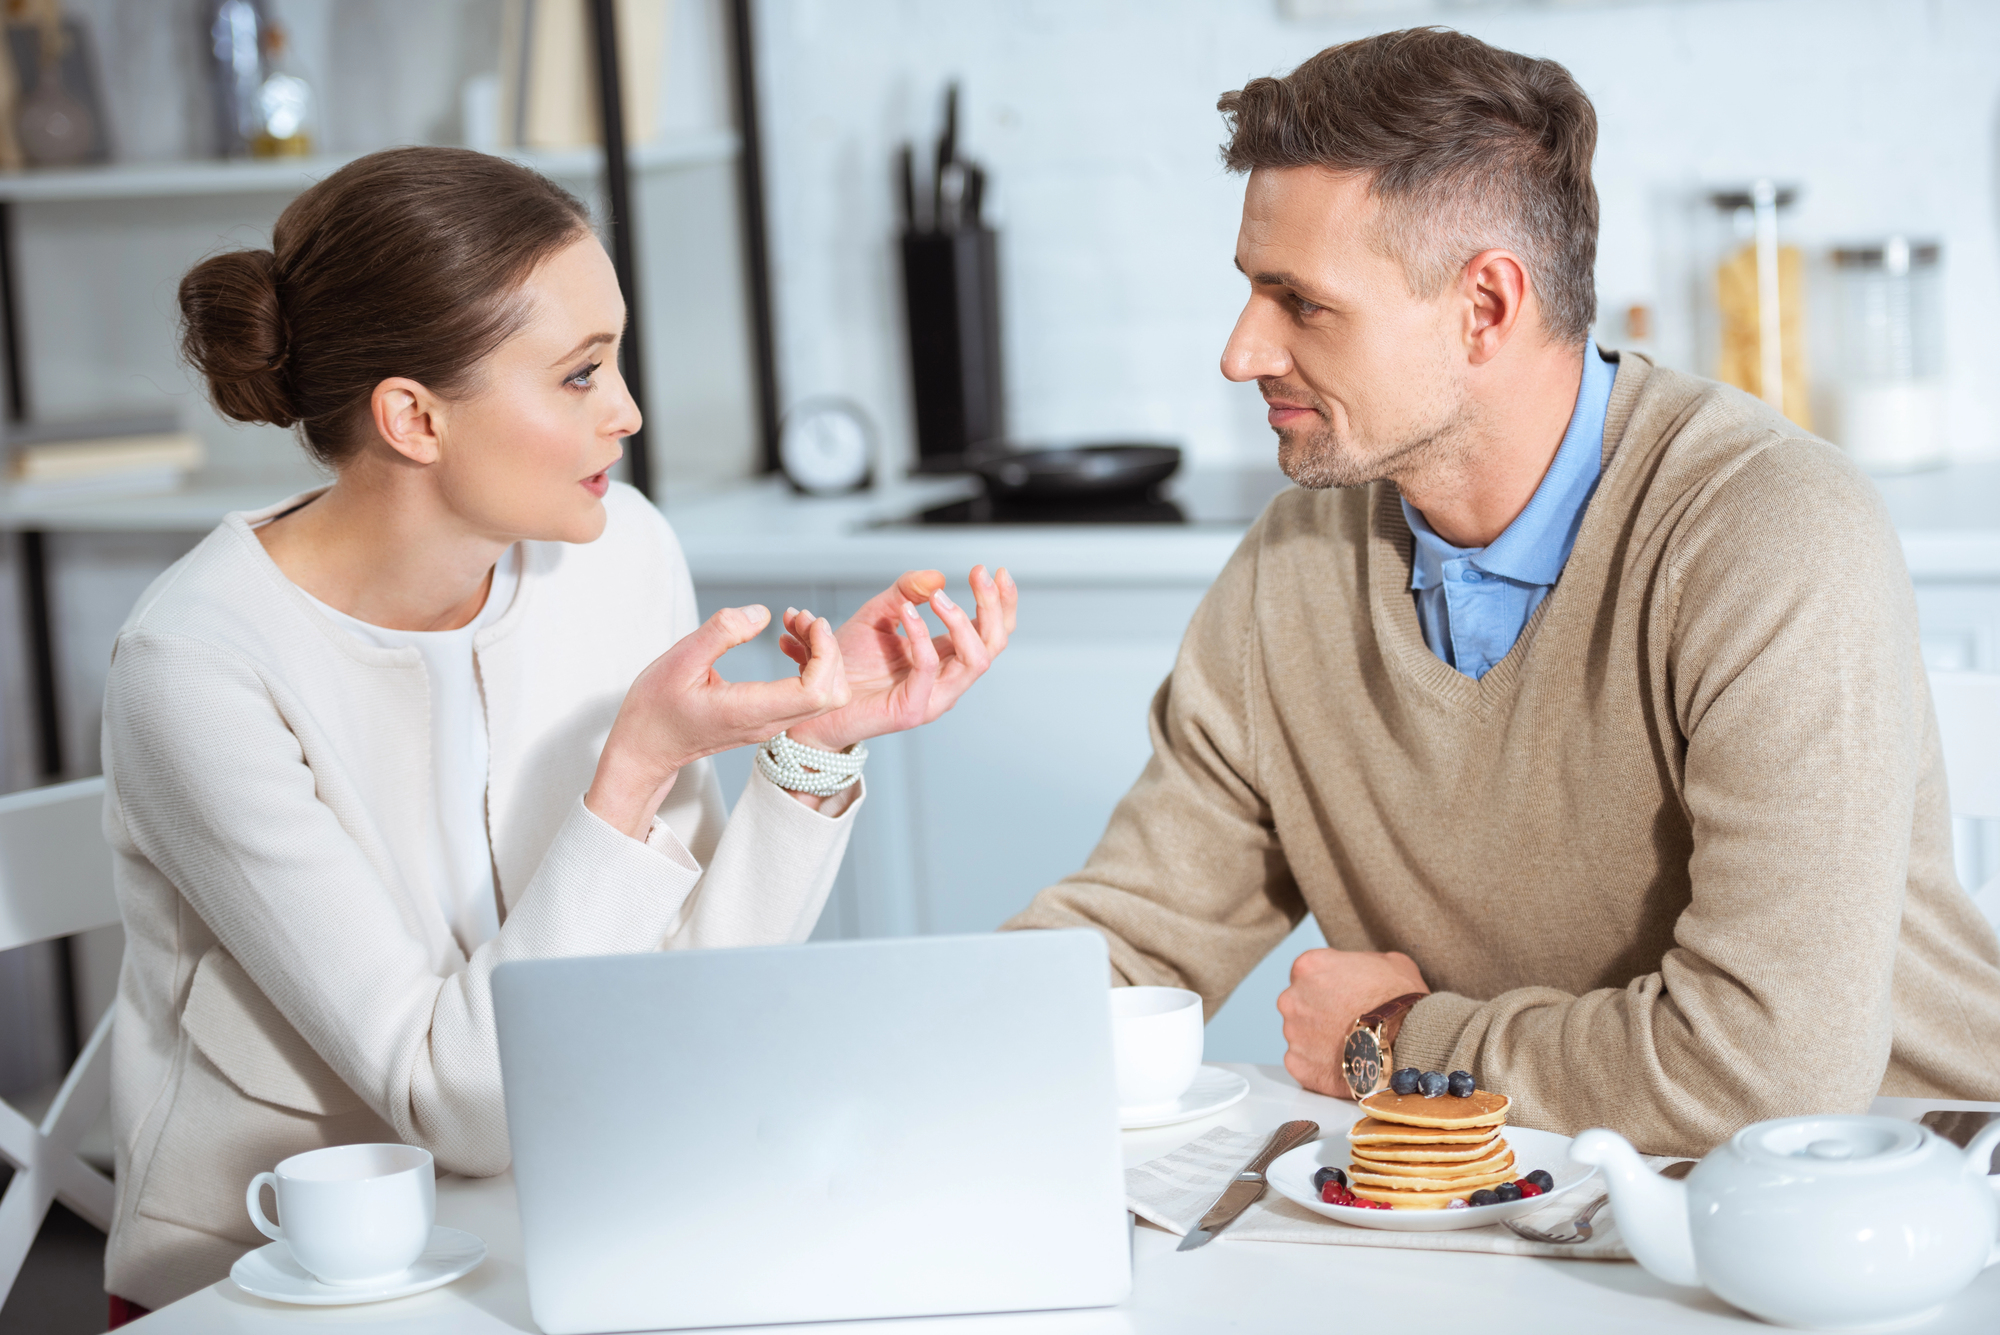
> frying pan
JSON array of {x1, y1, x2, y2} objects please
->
[{"x1": 967, "y1": 443, "x2": 1182, "y2": 499}]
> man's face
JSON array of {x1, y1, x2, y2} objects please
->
[{"x1": 1222, "y1": 167, "x2": 1471, "y2": 490}]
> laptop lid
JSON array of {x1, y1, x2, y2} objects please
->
[{"x1": 493, "y1": 930, "x2": 1129, "y2": 1334}]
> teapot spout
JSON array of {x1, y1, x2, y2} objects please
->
[{"x1": 1571, "y1": 1128, "x2": 1700, "y2": 1287}]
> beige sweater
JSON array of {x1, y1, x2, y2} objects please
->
[
  {"x1": 102, "y1": 483, "x2": 860, "y2": 1308},
  {"x1": 1009, "y1": 355, "x2": 2000, "y2": 1155}
]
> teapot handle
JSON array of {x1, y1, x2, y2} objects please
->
[{"x1": 1968, "y1": 1119, "x2": 2000, "y2": 1269}]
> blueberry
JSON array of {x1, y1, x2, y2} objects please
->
[
  {"x1": 1467, "y1": 1188, "x2": 1499, "y2": 1207},
  {"x1": 1526, "y1": 1169, "x2": 1554, "y2": 1192},
  {"x1": 1312, "y1": 1166, "x2": 1347, "y2": 1191},
  {"x1": 1417, "y1": 1071, "x2": 1448, "y2": 1098},
  {"x1": 1390, "y1": 1067, "x2": 1421, "y2": 1096},
  {"x1": 1494, "y1": 1182, "x2": 1523, "y2": 1203},
  {"x1": 1447, "y1": 1070, "x2": 1475, "y2": 1098}
]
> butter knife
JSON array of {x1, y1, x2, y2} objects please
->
[{"x1": 1176, "y1": 1119, "x2": 1320, "y2": 1251}]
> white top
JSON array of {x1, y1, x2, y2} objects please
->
[
  {"x1": 298, "y1": 549, "x2": 522, "y2": 952},
  {"x1": 102, "y1": 483, "x2": 864, "y2": 1309}
]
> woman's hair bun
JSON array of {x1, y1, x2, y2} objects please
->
[{"x1": 177, "y1": 248, "x2": 296, "y2": 427}]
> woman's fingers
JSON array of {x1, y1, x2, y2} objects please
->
[
  {"x1": 845, "y1": 572, "x2": 946, "y2": 633},
  {"x1": 967, "y1": 565, "x2": 1014, "y2": 656},
  {"x1": 892, "y1": 600, "x2": 941, "y2": 724},
  {"x1": 793, "y1": 614, "x2": 850, "y2": 711},
  {"x1": 777, "y1": 607, "x2": 810, "y2": 667},
  {"x1": 929, "y1": 586, "x2": 991, "y2": 683},
  {"x1": 996, "y1": 567, "x2": 1019, "y2": 635},
  {"x1": 674, "y1": 604, "x2": 772, "y2": 681}
]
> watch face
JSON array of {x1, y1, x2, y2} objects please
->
[{"x1": 1342, "y1": 1028, "x2": 1383, "y2": 1101}]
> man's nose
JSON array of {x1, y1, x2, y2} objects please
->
[{"x1": 1220, "y1": 300, "x2": 1290, "y2": 384}]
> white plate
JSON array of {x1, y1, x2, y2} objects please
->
[
  {"x1": 1266, "y1": 1126, "x2": 1597, "y2": 1232},
  {"x1": 229, "y1": 1225, "x2": 486, "y2": 1305},
  {"x1": 1120, "y1": 1065, "x2": 1251, "y2": 1129}
]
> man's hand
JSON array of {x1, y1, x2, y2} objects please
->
[{"x1": 1277, "y1": 948, "x2": 1429, "y2": 1097}]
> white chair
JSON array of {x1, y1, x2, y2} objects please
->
[
  {"x1": 1927, "y1": 670, "x2": 2000, "y2": 931},
  {"x1": 0, "y1": 776, "x2": 117, "y2": 1306}
]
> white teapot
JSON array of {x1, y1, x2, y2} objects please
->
[{"x1": 1572, "y1": 1115, "x2": 2000, "y2": 1330}]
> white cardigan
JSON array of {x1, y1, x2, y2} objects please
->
[{"x1": 100, "y1": 483, "x2": 859, "y2": 1308}]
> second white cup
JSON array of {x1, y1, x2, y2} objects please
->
[
  {"x1": 246, "y1": 1142, "x2": 435, "y2": 1287},
  {"x1": 1109, "y1": 985, "x2": 1204, "y2": 1112}
]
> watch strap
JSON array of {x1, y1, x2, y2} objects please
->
[{"x1": 1357, "y1": 992, "x2": 1426, "y2": 1031}]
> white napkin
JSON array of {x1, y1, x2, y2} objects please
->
[
  {"x1": 1126, "y1": 1126, "x2": 1688, "y2": 1261},
  {"x1": 1124, "y1": 1127, "x2": 1265, "y2": 1234}
]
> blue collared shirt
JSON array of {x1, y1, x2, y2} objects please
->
[{"x1": 1402, "y1": 347, "x2": 1616, "y2": 680}]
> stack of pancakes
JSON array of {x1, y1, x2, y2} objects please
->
[{"x1": 1345, "y1": 1088, "x2": 1513, "y2": 1209}]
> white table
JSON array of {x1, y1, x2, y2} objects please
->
[{"x1": 127, "y1": 1063, "x2": 2000, "y2": 1334}]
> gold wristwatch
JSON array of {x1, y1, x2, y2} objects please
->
[{"x1": 1340, "y1": 992, "x2": 1426, "y2": 1101}]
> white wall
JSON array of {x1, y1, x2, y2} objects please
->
[{"x1": 754, "y1": 0, "x2": 2000, "y2": 472}]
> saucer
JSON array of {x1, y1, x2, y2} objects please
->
[
  {"x1": 230, "y1": 1225, "x2": 486, "y2": 1305},
  {"x1": 1120, "y1": 1065, "x2": 1251, "y2": 1129}
]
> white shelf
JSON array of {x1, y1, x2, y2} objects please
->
[{"x1": 0, "y1": 131, "x2": 740, "y2": 204}]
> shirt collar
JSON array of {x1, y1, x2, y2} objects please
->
[{"x1": 1402, "y1": 345, "x2": 1614, "y2": 590}]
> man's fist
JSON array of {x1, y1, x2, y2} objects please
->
[{"x1": 1277, "y1": 948, "x2": 1429, "y2": 1097}]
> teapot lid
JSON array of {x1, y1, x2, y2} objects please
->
[{"x1": 1735, "y1": 1116, "x2": 1927, "y2": 1172}]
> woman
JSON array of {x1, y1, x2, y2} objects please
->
[{"x1": 100, "y1": 147, "x2": 1015, "y2": 1314}]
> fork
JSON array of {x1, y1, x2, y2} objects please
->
[
  {"x1": 1503, "y1": 1158, "x2": 1693, "y2": 1245},
  {"x1": 1504, "y1": 1193, "x2": 1610, "y2": 1245}
]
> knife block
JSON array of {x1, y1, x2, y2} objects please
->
[{"x1": 900, "y1": 226, "x2": 1003, "y2": 471}]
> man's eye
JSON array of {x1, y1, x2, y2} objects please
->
[
  {"x1": 567, "y1": 361, "x2": 601, "y2": 389},
  {"x1": 1293, "y1": 296, "x2": 1324, "y2": 316}
]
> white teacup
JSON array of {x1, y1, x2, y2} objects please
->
[
  {"x1": 1109, "y1": 986, "x2": 1203, "y2": 1112},
  {"x1": 246, "y1": 1143, "x2": 435, "y2": 1287}
]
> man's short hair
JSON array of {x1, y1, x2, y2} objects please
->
[{"x1": 1219, "y1": 27, "x2": 1599, "y2": 345}]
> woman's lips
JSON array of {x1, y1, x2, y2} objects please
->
[{"x1": 581, "y1": 470, "x2": 610, "y2": 498}]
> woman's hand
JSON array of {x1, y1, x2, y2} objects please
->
[
  {"x1": 586, "y1": 605, "x2": 849, "y2": 838},
  {"x1": 783, "y1": 565, "x2": 1017, "y2": 754}
]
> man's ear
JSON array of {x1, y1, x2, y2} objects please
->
[
  {"x1": 1459, "y1": 249, "x2": 1532, "y2": 366},
  {"x1": 370, "y1": 377, "x2": 446, "y2": 465}
]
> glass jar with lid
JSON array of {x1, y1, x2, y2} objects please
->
[
  {"x1": 1831, "y1": 237, "x2": 1945, "y2": 473},
  {"x1": 1701, "y1": 181, "x2": 1812, "y2": 429}
]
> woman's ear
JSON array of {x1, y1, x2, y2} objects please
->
[{"x1": 370, "y1": 377, "x2": 445, "y2": 465}]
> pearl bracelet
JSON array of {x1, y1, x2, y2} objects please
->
[{"x1": 755, "y1": 729, "x2": 867, "y2": 797}]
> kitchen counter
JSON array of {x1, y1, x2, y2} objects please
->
[
  {"x1": 9, "y1": 459, "x2": 2000, "y2": 583},
  {"x1": 661, "y1": 472, "x2": 1264, "y2": 587}
]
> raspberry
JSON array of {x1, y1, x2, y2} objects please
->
[
  {"x1": 1321, "y1": 1182, "x2": 1348, "y2": 1204},
  {"x1": 1516, "y1": 1179, "x2": 1543, "y2": 1198}
]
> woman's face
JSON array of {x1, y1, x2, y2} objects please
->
[{"x1": 429, "y1": 233, "x2": 641, "y2": 545}]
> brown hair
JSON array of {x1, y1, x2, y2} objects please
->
[
  {"x1": 178, "y1": 146, "x2": 593, "y2": 466},
  {"x1": 1219, "y1": 27, "x2": 1598, "y2": 344}
]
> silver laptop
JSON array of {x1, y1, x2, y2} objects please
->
[{"x1": 493, "y1": 930, "x2": 1130, "y2": 1334}]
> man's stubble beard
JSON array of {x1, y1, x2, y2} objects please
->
[{"x1": 1271, "y1": 382, "x2": 1476, "y2": 495}]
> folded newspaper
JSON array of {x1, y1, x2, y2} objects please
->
[{"x1": 1125, "y1": 1124, "x2": 1675, "y2": 1260}]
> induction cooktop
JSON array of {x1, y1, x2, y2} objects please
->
[{"x1": 876, "y1": 468, "x2": 1295, "y2": 528}]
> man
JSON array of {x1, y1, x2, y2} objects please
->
[{"x1": 1007, "y1": 27, "x2": 2000, "y2": 1154}]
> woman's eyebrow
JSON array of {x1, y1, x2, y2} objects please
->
[{"x1": 549, "y1": 333, "x2": 616, "y2": 367}]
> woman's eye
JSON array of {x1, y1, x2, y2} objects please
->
[{"x1": 566, "y1": 361, "x2": 601, "y2": 390}]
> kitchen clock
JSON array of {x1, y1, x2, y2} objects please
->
[{"x1": 779, "y1": 398, "x2": 874, "y2": 495}]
